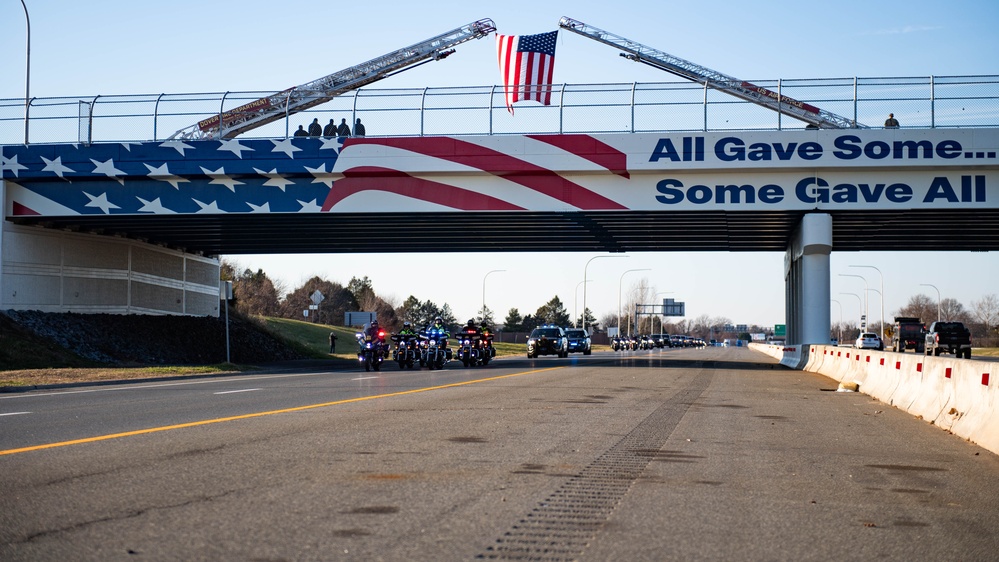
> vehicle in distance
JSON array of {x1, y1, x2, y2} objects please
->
[
  {"x1": 565, "y1": 328, "x2": 592, "y2": 355},
  {"x1": 527, "y1": 325, "x2": 569, "y2": 358},
  {"x1": 891, "y1": 316, "x2": 925, "y2": 353},
  {"x1": 924, "y1": 321, "x2": 972, "y2": 358},
  {"x1": 855, "y1": 332, "x2": 883, "y2": 350}
]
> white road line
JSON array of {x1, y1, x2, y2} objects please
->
[
  {"x1": 0, "y1": 371, "x2": 334, "y2": 400},
  {"x1": 213, "y1": 388, "x2": 261, "y2": 395},
  {"x1": 352, "y1": 376, "x2": 380, "y2": 381},
  {"x1": 0, "y1": 412, "x2": 32, "y2": 416}
]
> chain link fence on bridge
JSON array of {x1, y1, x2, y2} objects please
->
[{"x1": 2, "y1": 75, "x2": 999, "y2": 145}]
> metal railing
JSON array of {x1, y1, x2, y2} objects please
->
[{"x1": 2, "y1": 75, "x2": 998, "y2": 145}]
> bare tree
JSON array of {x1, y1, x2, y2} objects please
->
[
  {"x1": 940, "y1": 298, "x2": 971, "y2": 324},
  {"x1": 895, "y1": 294, "x2": 937, "y2": 324},
  {"x1": 972, "y1": 294, "x2": 999, "y2": 345}
]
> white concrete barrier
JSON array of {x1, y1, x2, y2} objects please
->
[{"x1": 751, "y1": 343, "x2": 999, "y2": 456}]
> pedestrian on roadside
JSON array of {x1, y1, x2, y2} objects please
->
[{"x1": 329, "y1": 331, "x2": 337, "y2": 354}]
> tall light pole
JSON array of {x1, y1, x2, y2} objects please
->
[
  {"x1": 583, "y1": 254, "x2": 627, "y2": 333},
  {"x1": 618, "y1": 268, "x2": 650, "y2": 337},
  {"x1": 840, "y1": 292, "x2": 863, "y2": 338},
  {"x1": 839, "y1": 273, "x2": 869, "y2": 331},
  {"x1": 851, "y1": 265, "x2": 884, "y2": 339},
  {"x1": 481, "y1": 269, "x2": 505, "y2": 323},
  {"x1": 654, "y1": 291, "x2": 674, "y2": 336},
  {"x1": 921, "y1": 283, "x2": 941, "y2": 322},
  {"x1": 574, "y1": 279, "x2": 592, "y2": 328},
  {"x1": 830, "y1": 299, "x2": 843, "y2": 344},
  {"x1": 20, "y1": 0, "x2": 31, "y2": 144}
]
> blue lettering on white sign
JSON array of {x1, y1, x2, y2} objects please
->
[
  {"x1": 655, "y1": 176, "x2": 986, "y2": 206},
  {"x1": 649, "y1": 135, "x2": 996, "y2": 163}
]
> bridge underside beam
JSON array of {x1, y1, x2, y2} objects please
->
[{"x1": 10, "y1": 209, "x2": 999, "y2": 256}]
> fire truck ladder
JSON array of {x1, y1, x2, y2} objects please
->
[
  {"x1": 171, "y1": 18, "x2": 497, "y2": 140},
  {"x1": 558, "y1": 17, "x2": 863, "y2": 129}
]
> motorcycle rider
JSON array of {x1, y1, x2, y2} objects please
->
[
  {"x1": 399, "y1": 321, "x2": 417, "y2": 336},
  {"x1": 364, "y1": 320, "x2": 387, "y2": 351},
  {"x1": 426, "y1": 316, "x2": 449, "y2": 337},
  {"x1": 461, "y1": 318, "x2": 482, "y2": 338}
]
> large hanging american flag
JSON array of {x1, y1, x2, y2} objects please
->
[{"x1": 496, "y1": 30, "x2": 558, "y2": 114}]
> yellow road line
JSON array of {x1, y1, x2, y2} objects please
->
[{"x1": 0, "y1": 366, "x2": 565, "y2": 456}]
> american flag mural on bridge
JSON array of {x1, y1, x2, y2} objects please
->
[{"x1": 1, "y1": 135, "x2": 633, "y2": 217}]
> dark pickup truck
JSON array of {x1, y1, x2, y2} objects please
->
[{"x1": 924, "y1": 321, "x2": 972, "y2": 359}]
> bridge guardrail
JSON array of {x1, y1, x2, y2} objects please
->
[{"x1": 2, "y1": 75, "x2": 999, "y2": 145}]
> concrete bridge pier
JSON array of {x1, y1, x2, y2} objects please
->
[{"x1": 785, "y1": 213, "x2": 832, "y2": 346}]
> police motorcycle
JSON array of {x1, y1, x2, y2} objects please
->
[
  {"x1": 480, "y1": 325, "x2": 496, "y2": 365},
  {"x1": 611, "y1": 337, "x2": 623, "y2": 352},
  {"x1": 391, "y1": 322, "x2": 422, "y2": 369},
  {"x1": 420, "y1": 318, "x2": 452, "y2": 370},
  {"x1": 456, "y1": 320, "x2": 486, "y2": 367},
  {"x1": 356, "y1": 321, "x2": 388, "y2": 372}
]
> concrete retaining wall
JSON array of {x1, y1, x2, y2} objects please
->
[
  {"x1": 1, "y1": 217, "x2": 220, "y2": 316},
  {"x1": 752, "y1": 343, "x2": 999, "y2": 456}
]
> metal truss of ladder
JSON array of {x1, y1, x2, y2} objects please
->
[
  {"x1": 171, "y1": 18, "x2": 497, "y2": 140},
  {"x1": 558, "y1": 17, "x2": 864, "y2": 129}
]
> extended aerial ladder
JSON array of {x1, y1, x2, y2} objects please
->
[
  {"x1": 558, "y1": 17, "x2": 864, "y2": 129},
  {"x1": 170, "y1": 18, "x2": 496, "y2": 140}
]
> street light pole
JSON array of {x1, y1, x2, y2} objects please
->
[
  {"x1": 920, "y1": 283, "x2": 941, "y2": 322},
  {"x1": 851, "y1": 265, "x2": 884, "y2": 339},
  {"x1": 583, "y1": 255, "x2": 627, "y2": 333},
  {"x1": 840, "y1": 292, "x2": 863, "y2": 339},
  {"x1": 830, "y1": 299, "x2": 843, "y2": 344},
  {"x1": 654, "y1": 291, "x2": 674, "y2": 337},
  {"x1": 574, "y1": 279, "x2": 593, "y2": 328},
  {"x1": 839, "y1": 274, "x2": 869, "y2": 331},
  {"x1": 20, "y1": 0, "x2": 31, "y2": 144},
  {"x1": 481, "y1": 269, "x2": 505, "y2": 322},
  {"x1": 618, "y1": 268, "x2": 651, "y2": 337}
]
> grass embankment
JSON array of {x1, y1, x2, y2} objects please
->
[{"x1": 0, "y1": 316, "x2": 529, "y2": 388}]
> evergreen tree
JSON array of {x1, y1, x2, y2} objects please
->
[
  {"x1": 535, "y1": 296, "x2": 570, "y2": 327},
  {"x1": 503, "y1": 308, "x2": 524, "y2": 332}
]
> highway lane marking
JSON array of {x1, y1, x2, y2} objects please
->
[
  {"x1": 352, "y1": 376, "x2": 379, "y2": 381},
  {"x1": 0, "y1": 371, "x2": 339, "y2": 400},
  {"x1": 0, "y1": 366, "x2": 566, "y2": 456},
  {"x1": 213, "y1": 388, "x2": 261, "y2": 395},
  {"x1": 0, "y1": 412, "x2": 32, "y2": 417}
]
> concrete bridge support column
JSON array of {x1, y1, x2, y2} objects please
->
[{"x1": 785, "y1": 213, "x2": 832, "y2": 346}]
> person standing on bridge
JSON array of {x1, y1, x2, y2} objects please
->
[
  {"x1": 353, "y1": 118, "x2": 366, "y2": 137},
  {"x1": 884, "y1": 113, "x2": 900, "y2": 128},
  {"x1": 293, "y1": 124, "x2": 308, "y2": 137},
  {"x1": 323, "y1": 119, "x2": 337, "y2": 138},
  {"x1": 308, "y1": 118, "x2": 322, "y2": 137},
  {"x1": 337, "y1": 118, "x2": 351, "y2": 137}
]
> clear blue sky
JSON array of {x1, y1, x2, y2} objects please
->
[{"x1": 3, "y1": 0, "x2": 998, "y2": 328}]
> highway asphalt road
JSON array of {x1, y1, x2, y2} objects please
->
[{"x1": 2, "y1": 346, "x2": 998, "y2": 561}]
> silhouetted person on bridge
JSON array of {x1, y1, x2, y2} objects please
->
[
  {"x1": 884, "y1": 113, "x2": 900, "y2": 128},
  {"x1": 308, "y1": 118, "x2": 322, "y2": 137},
  {"x1": 323, "y1": 119, "x2": 336, "y2": 137},
  {"x1": 337, "y1": 118, "x2": 351, "y2": 137},
  {"x1": 293, "y1": 124, "x2": 308, "y2": 137},
  {"x1": 353, "y1": 118, "x2": 366, "y2": 137}
]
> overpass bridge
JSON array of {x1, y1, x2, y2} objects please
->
[{"x1": 3, "y1": 79, "x2": 999, "y2": 344}]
